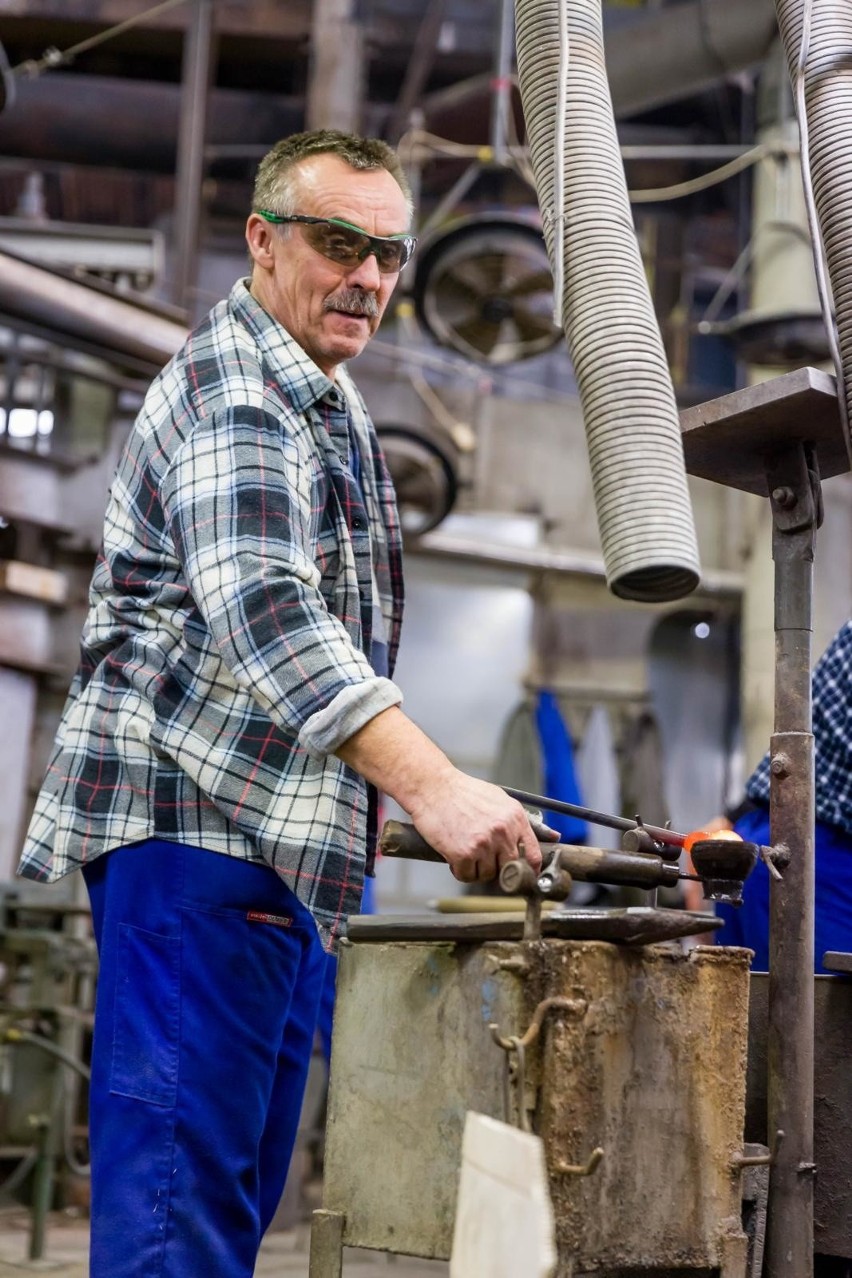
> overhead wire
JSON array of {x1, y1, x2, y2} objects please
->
[
  {"x1": 11, "y1": 0, "x2": 193, "y2": 79},
  {"x1": 627, "y1": 143, "x2": 773, "y2": 203},
  {"x1": 399, "y1": 124, "x2": 791, "y2": 207}
]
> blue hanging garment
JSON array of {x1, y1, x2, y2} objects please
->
[{"x1": 534, "y1": 690, "x2": 588, "y2": 844}]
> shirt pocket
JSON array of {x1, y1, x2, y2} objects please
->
[{"x1": 110, "y1": 923, "x2": 180, "y2": 1107}]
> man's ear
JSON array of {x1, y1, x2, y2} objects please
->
[{"x1": 246, "y1": 213, "x2": 276, "y2": 269}]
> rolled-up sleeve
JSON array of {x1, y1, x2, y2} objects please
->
[{"x1": 160, "y1": 405, "x2": 402, "y2": 754}]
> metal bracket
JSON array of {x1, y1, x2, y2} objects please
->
[
  {"x1": 766, "y1": 446, "x2": 818, "y2": 534},
  {"x1": 759, "y1": 843, "x2": 788, "y2": 882}
]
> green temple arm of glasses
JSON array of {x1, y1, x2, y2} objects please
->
[{"x1": 257, "y1": 210, "x2": 414, "y2": 245}]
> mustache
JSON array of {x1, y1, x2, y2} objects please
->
[{"x1": 324, "y1": 288, "x2": 379, "y2": 318}]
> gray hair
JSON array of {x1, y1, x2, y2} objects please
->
[{"x1": 252, "y1": 129, "x2": 414, "y2": 222}]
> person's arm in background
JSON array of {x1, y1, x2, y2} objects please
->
[{"x1": 338, "y1": 705, "x2": 542, "y2": 883}]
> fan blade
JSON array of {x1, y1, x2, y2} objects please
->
[
  {"x1": 454, "y1": 314, "x2": 503, "y2": 356},
  {"x1": 433, "y1": 272, "x2": 487, "y2": 322},
  {"x1": 509, "y1": 307, "x2": 560, "y2": 345},
  {"x1": 505, "y1": 270, "x2": 554, "y2": 299},
  {"x1": 446, "y1": 253, "x2": 509, "y2": 296}
]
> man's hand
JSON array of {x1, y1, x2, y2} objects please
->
[
  {"x1": 336, "y1": 705, "x2": 542, "y2": 883},
  {"x1": 407, "y1": 771, "x2": 543, "y2": 884}
]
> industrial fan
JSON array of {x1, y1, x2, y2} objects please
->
[
  {"x1": 413, "y1": 215, "x2": 561, "y2": 365},
  {"x1": 375, "y1": 424, "x2": 459, "y2": 536}
]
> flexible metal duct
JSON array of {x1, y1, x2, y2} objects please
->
[
  {"x1": 774, "y1": 0, "x2": 852, "y2": 456},
  {"x1": 514, "y1": 0, "x2": 700, "y2": 602}
]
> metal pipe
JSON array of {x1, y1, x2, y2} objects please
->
[
  {"x1": 606, "y1": 0, "x2": 777, "y2": 117},
  {"x1": 408, "y1": 530, "x2": 745, "y2": 598},
  {"x1": 765, "y1": 448, "x2": 817, "y2": 1278},
  {"x1": 489, "y1": 0, "x2": 516, "y2": 162},
  {"x1": 0, "y1": 251, "x2": 187, "y2": 374},
  {"x1": 620, "y1": 143, "x2": 788, "y2": 161},
  {"x1": 305, "y1": 0, "x2": 365, "y2": 132},
  {"x1": 172, "y1": 0, "x2": 215, "y2": 314}
]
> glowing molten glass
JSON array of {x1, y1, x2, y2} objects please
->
[{"x1": 683, "y1": 827, "x2": 743, "y2": 853}]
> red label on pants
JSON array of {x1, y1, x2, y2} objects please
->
[{"x1": 246, "y1": 911, "x2": 293, "y2": 928}]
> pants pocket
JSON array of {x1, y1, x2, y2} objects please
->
[{"x1": 110, "y1": 923, "x2": 180, "y2": 1107}]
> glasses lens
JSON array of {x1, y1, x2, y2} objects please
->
[
  {"x1": 304, "y1": 221, "x2": 364, "y2": 267},
  {"x1": 304, "y1": 220, "x2": 413, "y2": 274},
  {"x1": 373, "y1": 238, "x2": 409, "y2": 272}
]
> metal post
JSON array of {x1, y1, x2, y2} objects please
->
[
  {"x1": 490, "y1": 0, "x2": 516, "y2": 162},
  {"x1": 305, "y1": 0, "x2": 365, "y2": 133},
  {"x1": 765, "y1": 444, "x2": 817, "y2": 1278},
  {"x1": 172, "y1": 0, "x2": 215, "y2": 315}
]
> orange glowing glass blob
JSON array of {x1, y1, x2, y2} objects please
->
[{"x1": 683, "y1": 827, "x2": 744, "y2": 853}]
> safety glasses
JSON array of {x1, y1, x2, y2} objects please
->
[{"x1": 258, "y1": 211, "x2": 417, "y2": 274}]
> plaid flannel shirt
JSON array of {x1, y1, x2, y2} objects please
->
[
  {"x1": 747, "y1": 618, "x2": 852, "y2": 837},
  {"x1": 18, "y1": 279, "x2": 405, "y2": 947}
]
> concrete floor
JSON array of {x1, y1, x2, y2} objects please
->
[{"x1": 0, "y1": 1209, "x2": 448, "y2": 1276}]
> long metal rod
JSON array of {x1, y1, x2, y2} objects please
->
[
  {"x1": 172, "y1": 0, "x2": 215, "y2": 314},
  {"x1": 500, "y1": 785, "x2": 686, "y2": 849},
  {"x1": 490, "y1": 0, "x2": 516, "y2": 161},
  {"x1": 765, "y1": 449, "x2": 816, "y2": 1278}
]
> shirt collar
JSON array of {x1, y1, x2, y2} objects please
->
[{"x1": 229, "y1": 278, "x2": 345, "y2": 415}]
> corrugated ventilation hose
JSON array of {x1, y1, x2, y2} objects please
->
[
  {"x1": 514, "y1": 0, "x2": 701, "y2": 602},
  {"x1": 775, "y1": 0, "x2": 852, "y2": 459}
]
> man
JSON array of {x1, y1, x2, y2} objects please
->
[
  {"x1": 18, "y1": 130, "x2": 540, "y2": 1277},
  {"x1": 713, "y1": 618, "x2": 852, "y2": 972}
]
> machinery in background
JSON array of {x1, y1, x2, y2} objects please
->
[
  {"x1": 413, "y1": 214, "x2": 560, "y2": 366},
  {"x1": 0, "y1": 885, "x2": 95, "y2": 1261}
]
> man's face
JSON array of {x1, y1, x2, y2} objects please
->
[{"x1": 246, "y1": 153, "x2": 411, "y2": 379}]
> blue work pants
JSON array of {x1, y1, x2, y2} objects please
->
[
  {"x1": 716, "y1": 807, "x2": 852, "y2": 973},
  {"x1": 83, "y1": 838, "x2": 327, "y2": 1277}
]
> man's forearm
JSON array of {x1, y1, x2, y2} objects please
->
[
  {"x1": 336, "y1": 705, "x2": 542, "y2": 881},
  {"x1": 335, "y1": 705, "x2": 455, "y2": 814}
]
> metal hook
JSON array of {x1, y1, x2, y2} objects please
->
[
  {"x1": 731, "y1": 1129, "x2": 785, "y2": 1169},
  {"x1": 553, "y1": 1147, "x2": 605, "y2": 1177},
  {"x1": 489, "y1": 995, "x2": 587, "y2": 1052}
]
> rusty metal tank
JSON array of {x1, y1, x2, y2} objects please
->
[{"x1": 314, "y1": 918, "x2": 752, "y2": 1278}]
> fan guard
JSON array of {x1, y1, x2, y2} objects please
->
[
  {"x1": 413, "y1": 216, "x2": 561, "y2": 365},
  {"x1": 375, "y1": 424, "x2": 459, "y2": 536}
]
